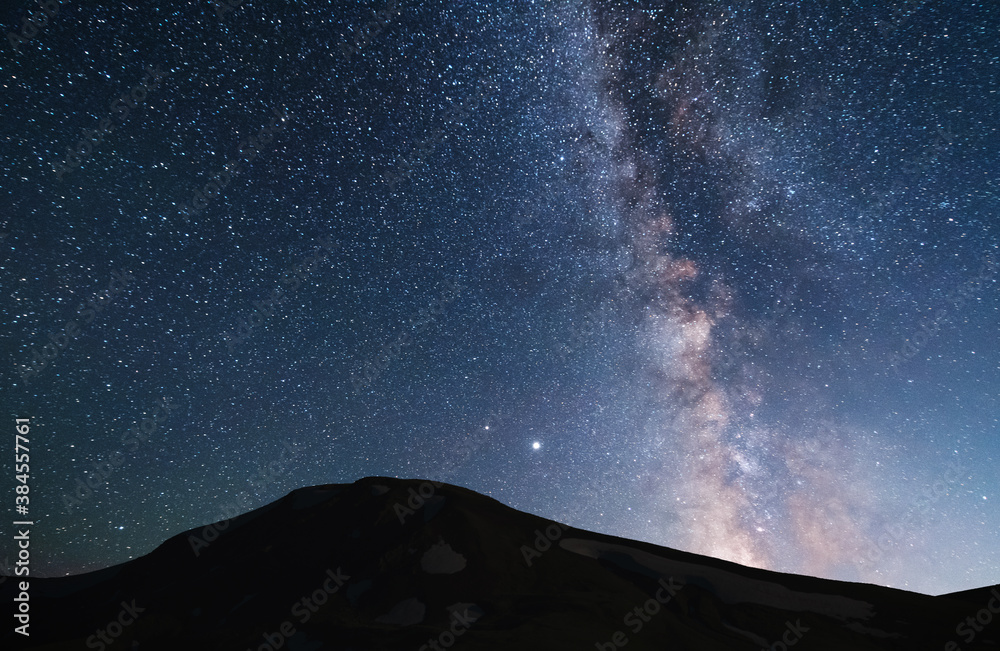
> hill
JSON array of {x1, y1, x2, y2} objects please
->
[{"x1": 3, "y1": 477, "x2": 998, "y2": 650}]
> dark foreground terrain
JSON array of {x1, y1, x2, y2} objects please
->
[{"x1": 3, "y1": 477, "x2": 998, "y2": 650}]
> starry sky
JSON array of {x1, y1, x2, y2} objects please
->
[{"x1": 1, "y1": 0, "x2": 997, "y2": 596}]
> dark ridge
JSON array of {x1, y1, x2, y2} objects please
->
[{"x1": 3, "y1": 477, "x2": 998, "y2": 650}]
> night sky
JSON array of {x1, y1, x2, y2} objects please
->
[{"x1": 2, "y1": 0, "x2": 997, "y2": 597}]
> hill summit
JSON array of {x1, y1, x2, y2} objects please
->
[{"x1": 4, "y1": 477, "x2": 998, "y2": 650}]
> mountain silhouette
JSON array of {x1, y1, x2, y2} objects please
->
[{"x1": 4, "y1": 477, "x2": 998, "y2": 650}]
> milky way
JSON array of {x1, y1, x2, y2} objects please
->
[{"x1": 541, "y1": 0, "x2": 998, "y2": 592}]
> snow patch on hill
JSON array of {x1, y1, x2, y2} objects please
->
[{"x1": 560, "y1": 537, "x2": 875, "y2": 620}]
